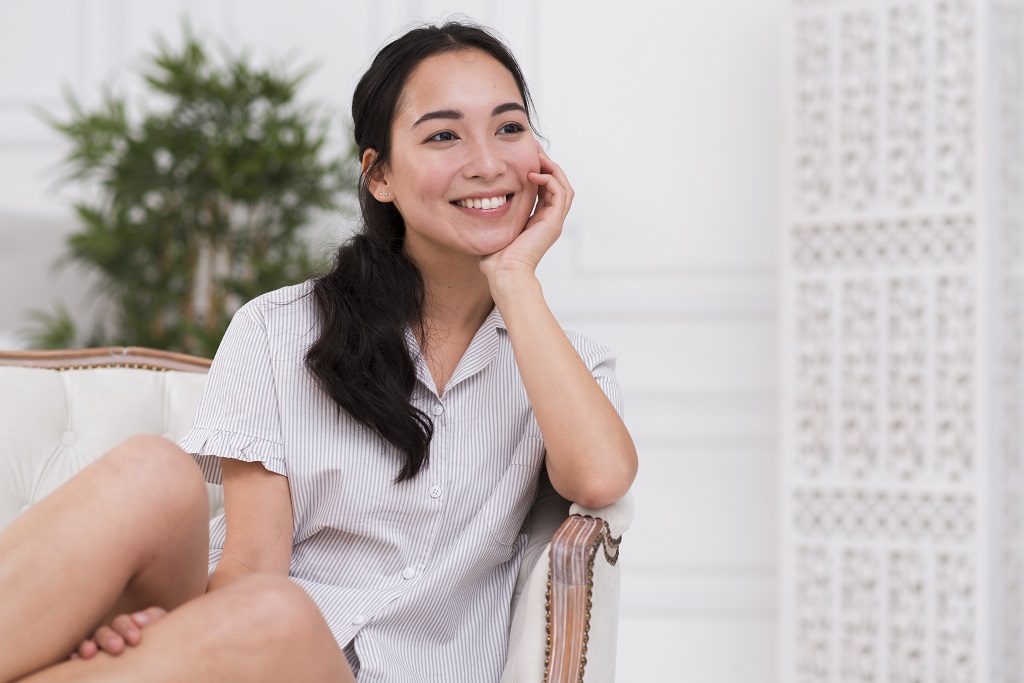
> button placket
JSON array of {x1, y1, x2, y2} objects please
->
[{"x1": 406, "y1": 392, "x2": 451, "y2": 586}]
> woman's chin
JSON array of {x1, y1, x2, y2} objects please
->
[
  {"x1": 477, "y1": 237, "x2": 518, "y2": 257},
  {"x1": 478, "y1": 226, "x2": 526, "y2": 256}
]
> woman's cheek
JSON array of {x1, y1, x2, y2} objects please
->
[
  {"x1": 510, "y1": 142, "x2": 541, "y2": 178},
  {"x1": 518, "y1": 190, "x2": 538, "y2": 224}
]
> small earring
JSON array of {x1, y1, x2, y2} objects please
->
[{"x1": 378, "y1": 192, "x2": 389, "y2": 197}]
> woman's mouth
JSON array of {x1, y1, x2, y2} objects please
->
[{"x1": 451, "y1": 194, "x2": 511, "y2": 210}]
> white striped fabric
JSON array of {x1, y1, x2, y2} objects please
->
[{"x1": 179, "y1": 281, "x2": 623, "y2": 683}]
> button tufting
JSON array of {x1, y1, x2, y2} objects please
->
[
  {"x1": 431, "y1": 403, "x2": 444, "y2": 416},
  {"x1": 402, "y1": 566, "x2": 415, "y2": 580},
  {"x1": 20, "y1": 504, "x2": 31, "y2": 514},
  {"x1": 61, "y1": 432, "x2": 76, "y2": 447}
]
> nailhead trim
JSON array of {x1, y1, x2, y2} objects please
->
[{"x1": 543, "y1": 516, "x2": 622, "y2": 683}]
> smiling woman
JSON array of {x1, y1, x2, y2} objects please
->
[
  {"x1": 371, "y1": 50, "x2": 540, "y2": 286},
  {"x1": 0, "y1": 20, "x2": 637, "y2": 683}
]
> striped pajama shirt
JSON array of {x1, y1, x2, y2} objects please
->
[{"x1": 179, "y1": 281, "x2": 623, "y2": 682}]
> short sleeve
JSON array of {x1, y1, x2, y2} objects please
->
[{"x1": 179, "y1": 302, "x2": 286, "y2": 483}]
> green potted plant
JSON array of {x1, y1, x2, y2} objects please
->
[{"x1": 27, "y1": 28, "x2": 356, "y2": 357}]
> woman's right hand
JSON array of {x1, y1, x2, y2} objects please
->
[{"x1": 70, "y1": 607, "x2": 167, "y2": 659}]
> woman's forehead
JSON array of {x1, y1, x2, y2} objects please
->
[{"x1": 395, "y1": 49, "x2": 524, "y2": 122}]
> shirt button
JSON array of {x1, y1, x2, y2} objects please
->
[
  {"x1": 352, "y1": 614, "x2": 366, "y2": 625},
  {"x1": 431, "y1": 403, "x2": 444, "y2": 416},
  {"x1": 429, "y1": 485, "x2": 442, "y2": 499},
  {"x1": 402, "y1": 566, "x2": 416, "y2": 580},
  {"x1": 61, "y1": 431, "x2": 76, "y2": 446}
]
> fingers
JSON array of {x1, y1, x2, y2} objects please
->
[
  {"x1": 132, "y1": 606, "x2": 168, "y2": 628},
  {"x1": 73, "y1": 638, "x2": 98, "y2": 659},
  {"x1": 97, "y1": 625, "x2": 128, "y2": 654},
  {"x1": 526, "y1": 172, "x2": 568, "y2": 230},
  {"x1": 70, "y1": 607, "x2": 168, "y2": 660},
  {"x1": 528, "y1": 157, "x2": 573, "y2": 225},
  {"x1": 112, "y1": 613, "x2": 142, "y2": 645},
  {"x1": 73, "y1": 625, "x2": 123, "y2": 660},
  {"x1": 535, "y1": 150, "x2": 574, "y2": 210}
]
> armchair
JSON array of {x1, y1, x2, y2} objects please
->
[{"x1": 0, "y1": 347, "x2": 631, "y2": 682}]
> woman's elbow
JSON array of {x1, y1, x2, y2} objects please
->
[{"x1": 571, "y1": 451, "x2": 637, "y2": 510}]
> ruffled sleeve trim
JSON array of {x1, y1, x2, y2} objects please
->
[{"x1": 179, "y1": 427, "x2": 287, "y2": 484}]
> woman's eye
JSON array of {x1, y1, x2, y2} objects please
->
[
  {"x1": 498, "y1": 122, "x2": 525, "y2": 135},
  {"x1": 427, "y1": 131, "x2": 457, "y2": 142}
]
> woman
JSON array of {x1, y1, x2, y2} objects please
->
[{"x1": 0, "y1": 21, "x2": 637, "y2": 683}]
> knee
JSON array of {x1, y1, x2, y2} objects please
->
[
  {"x1": 102, "y1": 435, "x2": 207, "y2": 513},
  {"x1": 212, "y1": 575, "x2": 326, "y2": 646}
]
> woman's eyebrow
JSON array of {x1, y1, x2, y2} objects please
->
[
  {"x1": 412, "y1": 109, "x2": 461, "y2": 128},
  {"x1": 491, "y1": 102, "x2": 527, "y2": 117},
  {"x1": 411, "y1": 102, "x2": 527, "y2": 129}
]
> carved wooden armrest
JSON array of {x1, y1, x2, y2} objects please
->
[{"x1": 544, "y1": 514, "x2": 622, "y2": 683}]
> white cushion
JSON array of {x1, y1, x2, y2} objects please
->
[{"x1": 0, "y1": 366, "x2": 216, "y2": 528}]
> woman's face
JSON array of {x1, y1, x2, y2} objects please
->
[{"x1": 373, "y1": 49, "x2": 541, "y2": 266}]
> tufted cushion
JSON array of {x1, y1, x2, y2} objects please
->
[{"x1": 0, "y1": 365, "x2": 219, "y2": 529}]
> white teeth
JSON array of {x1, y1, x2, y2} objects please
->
[{"x1": 457, "y1": 195, "x2": 507, "y2": 209}]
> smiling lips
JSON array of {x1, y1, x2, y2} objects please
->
[{"x1": 453, "y1": 194, "x2": 510, "y2": 210}]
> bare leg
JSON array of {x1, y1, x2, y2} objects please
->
[
  {"x1": 15, "y1": 575, "x2": 356, "y2": 683},
  {"x1": 0, "y1": 436, "x2": 210, "y2": 682}
]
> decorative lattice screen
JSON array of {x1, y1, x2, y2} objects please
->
[{"x1": 781, "y1": 1, "x2": 1024, "y2": 681}]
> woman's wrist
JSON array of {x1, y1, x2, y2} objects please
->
[{"x1": 488, "y1": 268, "x2": 542, "y2": 309}]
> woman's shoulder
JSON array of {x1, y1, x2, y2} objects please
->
[{"x1": 236, "y1": 280, "x2": 316, "y2": 324}]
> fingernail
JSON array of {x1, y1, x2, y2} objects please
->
[{"x1": 133, "y1": 612, "x2": 151, "y2": 625}]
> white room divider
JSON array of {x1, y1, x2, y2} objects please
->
[{"x1": 781, "y1": 0, "x2": 1024, "y2": 680}]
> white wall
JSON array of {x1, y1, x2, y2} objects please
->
[{"x1": 0, "y1": 1, "x2": 782, "y2": 680}]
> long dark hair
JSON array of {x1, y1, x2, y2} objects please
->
[{"x1": 305, "y1": 21, "x2": 537, "y2": 481}]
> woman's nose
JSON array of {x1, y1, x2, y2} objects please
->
[{"x1": 462, "y1": 138, "x2": 506, "y2": 180}]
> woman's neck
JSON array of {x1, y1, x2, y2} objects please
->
[
  {"x1": 413, "y1": 253, "x2": 494, "y2": 342},
  {"x1": 409, "y1": 254, "x2": 494, "y2": 396},
  {"x1": 422, "y1": 281, "x2": 493, "y2": 340}
]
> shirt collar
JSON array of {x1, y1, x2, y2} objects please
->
[
  {"x1": 405, "y1": 306, "x2": 506, "y2": 397},
  {"x1": 486, "y1": 305, "x2": 507, "y2": 331}
]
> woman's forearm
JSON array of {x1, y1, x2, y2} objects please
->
[
  {"x1": 208, "y1": 459, "x2": 294, "y2": 593},
  {"x1": 492, "y1": 274, "x2": 637, "y2": 508}
]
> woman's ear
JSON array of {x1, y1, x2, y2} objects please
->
[{"x1": 361, "y1": 149, "x2": 392, "y2": 202}]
